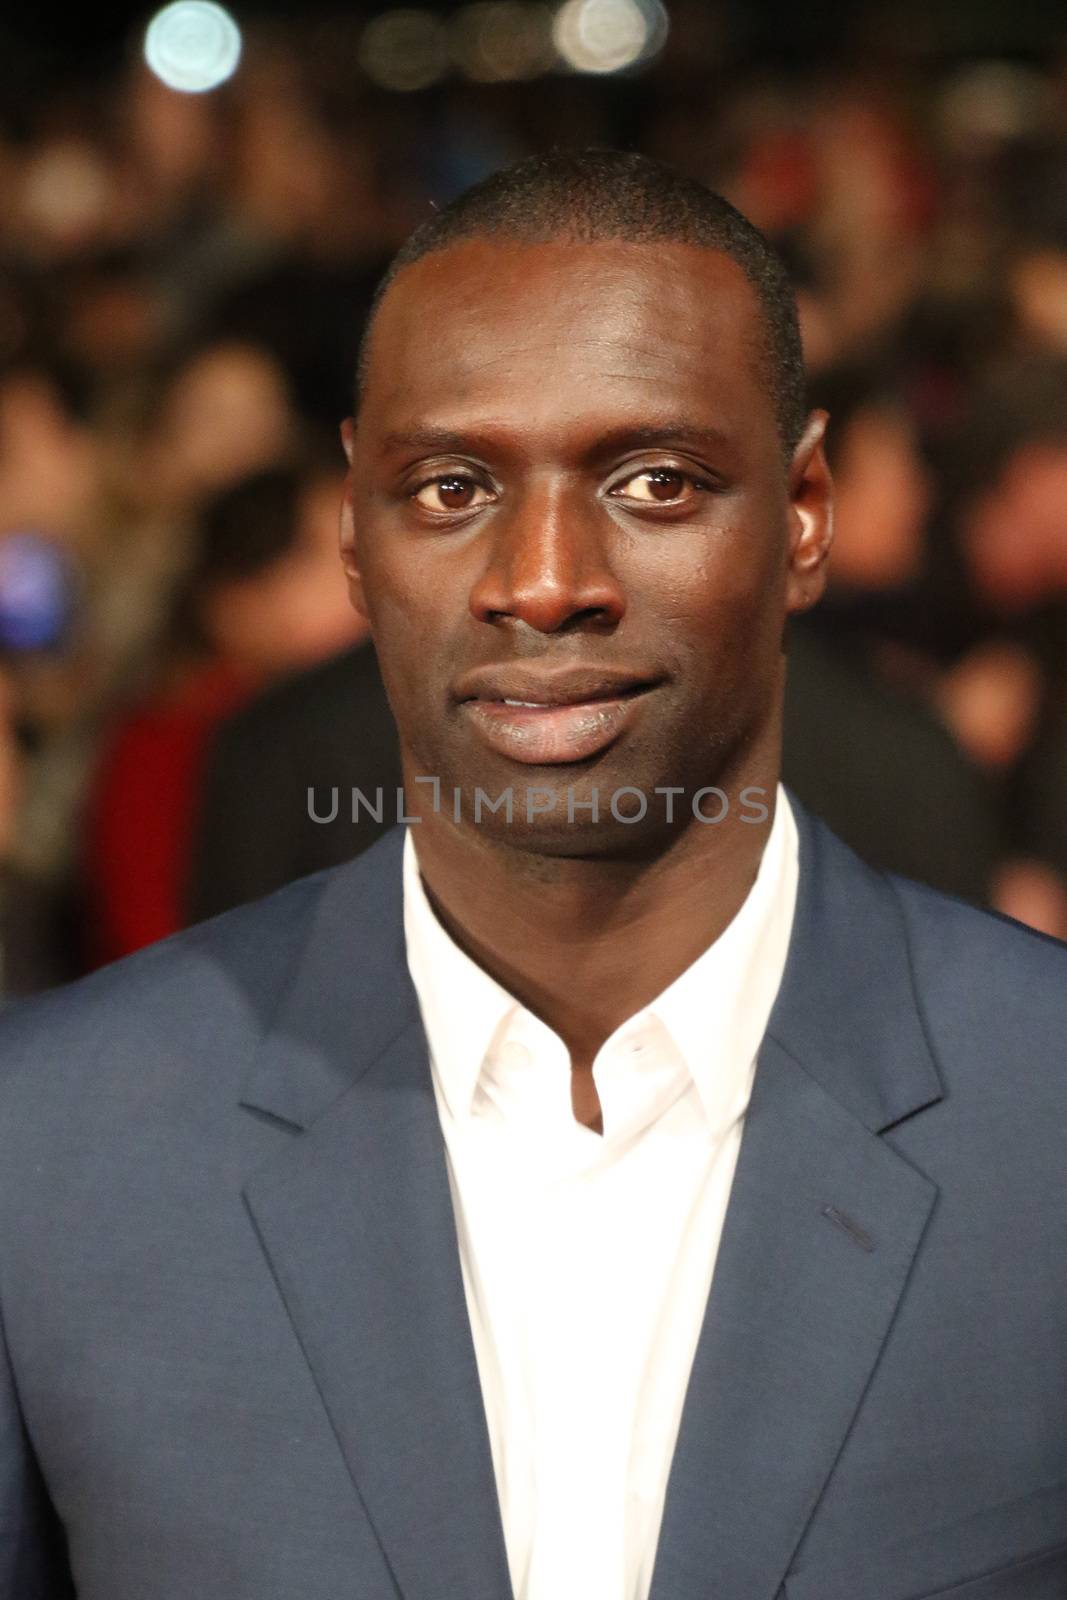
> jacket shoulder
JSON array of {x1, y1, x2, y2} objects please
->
[
  {"x1": 890, "y1": 869, "x2": 1067, "y2": 978},
  {"x1": 888, "y1": 871, "x2": 1067, "y2": 1068},
  {"x1": 0, "y1": 865, "x2": 332, "y2": 1103}
]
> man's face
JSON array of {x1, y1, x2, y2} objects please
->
[{"x1": 342, "y1": 237, "x2": 831, "y2": 855}]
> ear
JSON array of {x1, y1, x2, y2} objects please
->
[
  {"x1": 784, "y1": 408, "x2": 834, "y2": 617},
  {"x1": 339, "y1": 416, "x2": 371, "y2": 624}
]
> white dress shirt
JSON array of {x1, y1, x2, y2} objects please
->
[{"x1": 402, "y1": 785, "x2": 799, "y2": 1600}]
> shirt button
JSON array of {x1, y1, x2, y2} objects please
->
[{"x1": 498, "y1": 1040, "x2": 532, "y2": 1069}]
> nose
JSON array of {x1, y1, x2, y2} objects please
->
[{"x1": 468, "y1": 477, "x2": 625, "y2": 634}]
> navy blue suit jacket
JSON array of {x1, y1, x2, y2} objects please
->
[{"x1": 1, "y1": 792, "x2": 1066, "y2": 1599}]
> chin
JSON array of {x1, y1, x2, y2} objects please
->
[{"x1": 465, "y1": 790, "x2": 684, "y2": 863}]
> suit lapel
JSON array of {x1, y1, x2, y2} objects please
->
[
  {"x1": 648, "y1": 792, "x2": 943, "y2": 1600},
  {"x1": 647, "y1": 1035, "x2": 937, "y2": 1600},
  {"x1": 241, "y1": 829, "x2": 514, "y2": 1600}
]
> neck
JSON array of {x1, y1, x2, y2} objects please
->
[{"x1": 406, "y1": 738, "x2": 782, "y2": 1066}]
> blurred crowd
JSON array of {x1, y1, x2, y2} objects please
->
[{"x1": 5, "y1": 3, "x2": 1067, "y2": 993}]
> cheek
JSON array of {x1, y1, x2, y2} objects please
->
[
  {"x1": 632, "y1": 519, "x2": 786, "y2": 651},
  {"x1": 359, "y1": 546, "x2": 465, "y2": 711}
]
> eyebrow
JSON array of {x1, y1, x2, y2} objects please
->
[
  {"x1": 589, "y1": 422, "x2": 736, "y2": 460},
  {"x1": 376, "y1": 419, "x2": 736, "y2": 462},
  {"x1": 378, "y1": 427, "x2": 481, "y2": 457}
]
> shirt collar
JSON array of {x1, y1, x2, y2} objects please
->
[
  {"x1": 403, "y1": 785, "x2": 799, "y2": 1133},
  {"x1": 403, "y1": 836, "x2": 524, "y2": 1123},
  {"x1": 631, "y1": 786, "x2": 798, "y2": 1135}
]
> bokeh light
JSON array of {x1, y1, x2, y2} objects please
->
[
  {"x1": 551, "y1": 0, "x2": 668, "y2": 74},
  {"x1": 937, "y1": 62, "x2": 1051, "y2": 151},
  {"x1": 449, "y1": 3, "x2": 556, "y2": 82},
  {"x1": 143, "y1": 0, "x2": 242, "y2": 94},
  {"x1": 358, "y1": 10, "x2": 449, "y2": 92}
]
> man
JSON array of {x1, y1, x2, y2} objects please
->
[{"x1": 2, "y1": 149, "x2": 1066, "y2": 1600}]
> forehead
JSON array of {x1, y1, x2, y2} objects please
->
[{"x1": 360, "y1": 237, "x2": 775, "y2": 453}]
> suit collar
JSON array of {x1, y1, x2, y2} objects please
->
[
  {"x1": 401, "y1": 785, "x2": 800, "y2": 1135},
  {"x1": 767, "y1": 785, "x2": 943, "y2": 1132},
  {"x1": 241, "y1": 787, "x2": 943, "y2": 1137},
  {"x1": 240, "y1": 823, "x2": 412, "y2": 1129}
]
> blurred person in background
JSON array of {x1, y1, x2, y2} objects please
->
[
  {"x1": 1, "y1": 338, "x2": 302, "y2": 914},
  {"x1": 0, "y1": 356, "x2": 115, "y2": 895},
  {"x1": 81, "y1": 457, "x2": 366, "y2": 966},
  {"x1": 86, "y1": 334, "x2": 303, "y2": 716},
  {"x1": 903, "y1": 359, "x2": 1067, "y2": 934},
  {"x1": 0, "y1": 665, "x2": 70, "y2": 997},
  {"x1": 807, "y1": 361, "x2": 932, "y2": 629},
  {"x1": 997, "y1": 139, "x2": 1067, "y2": 361},
  {"x1": 207, "y1": 52, "x2": 416, "y2": 428},
  {"x1": 131, "y1": 337, "x2": 298, "y2": 514},
  {"x1": 792, "y1": 355, "x2": 1067, "y2": 937},
  {"x1": 186, "y1": 634, "x2": 401, "y2": 923}
]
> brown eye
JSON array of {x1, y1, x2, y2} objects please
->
[
  {"x1": 611, "y1": 468, "x2": 705, "y2": 503},
  {"x1": 411, "y1": 475, "x2": 491, "y2": 512}
]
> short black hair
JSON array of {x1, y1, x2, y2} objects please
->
[{"x1": 353, "y1": 147, "x2": 807, "y2": 456}]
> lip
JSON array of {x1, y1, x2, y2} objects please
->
[
  {"x1": 454, "y1": 663, "x2": 661, "y2": 707},
  {"x1": 456, "y1": 666, "x2": 662, "y2": 765}
]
